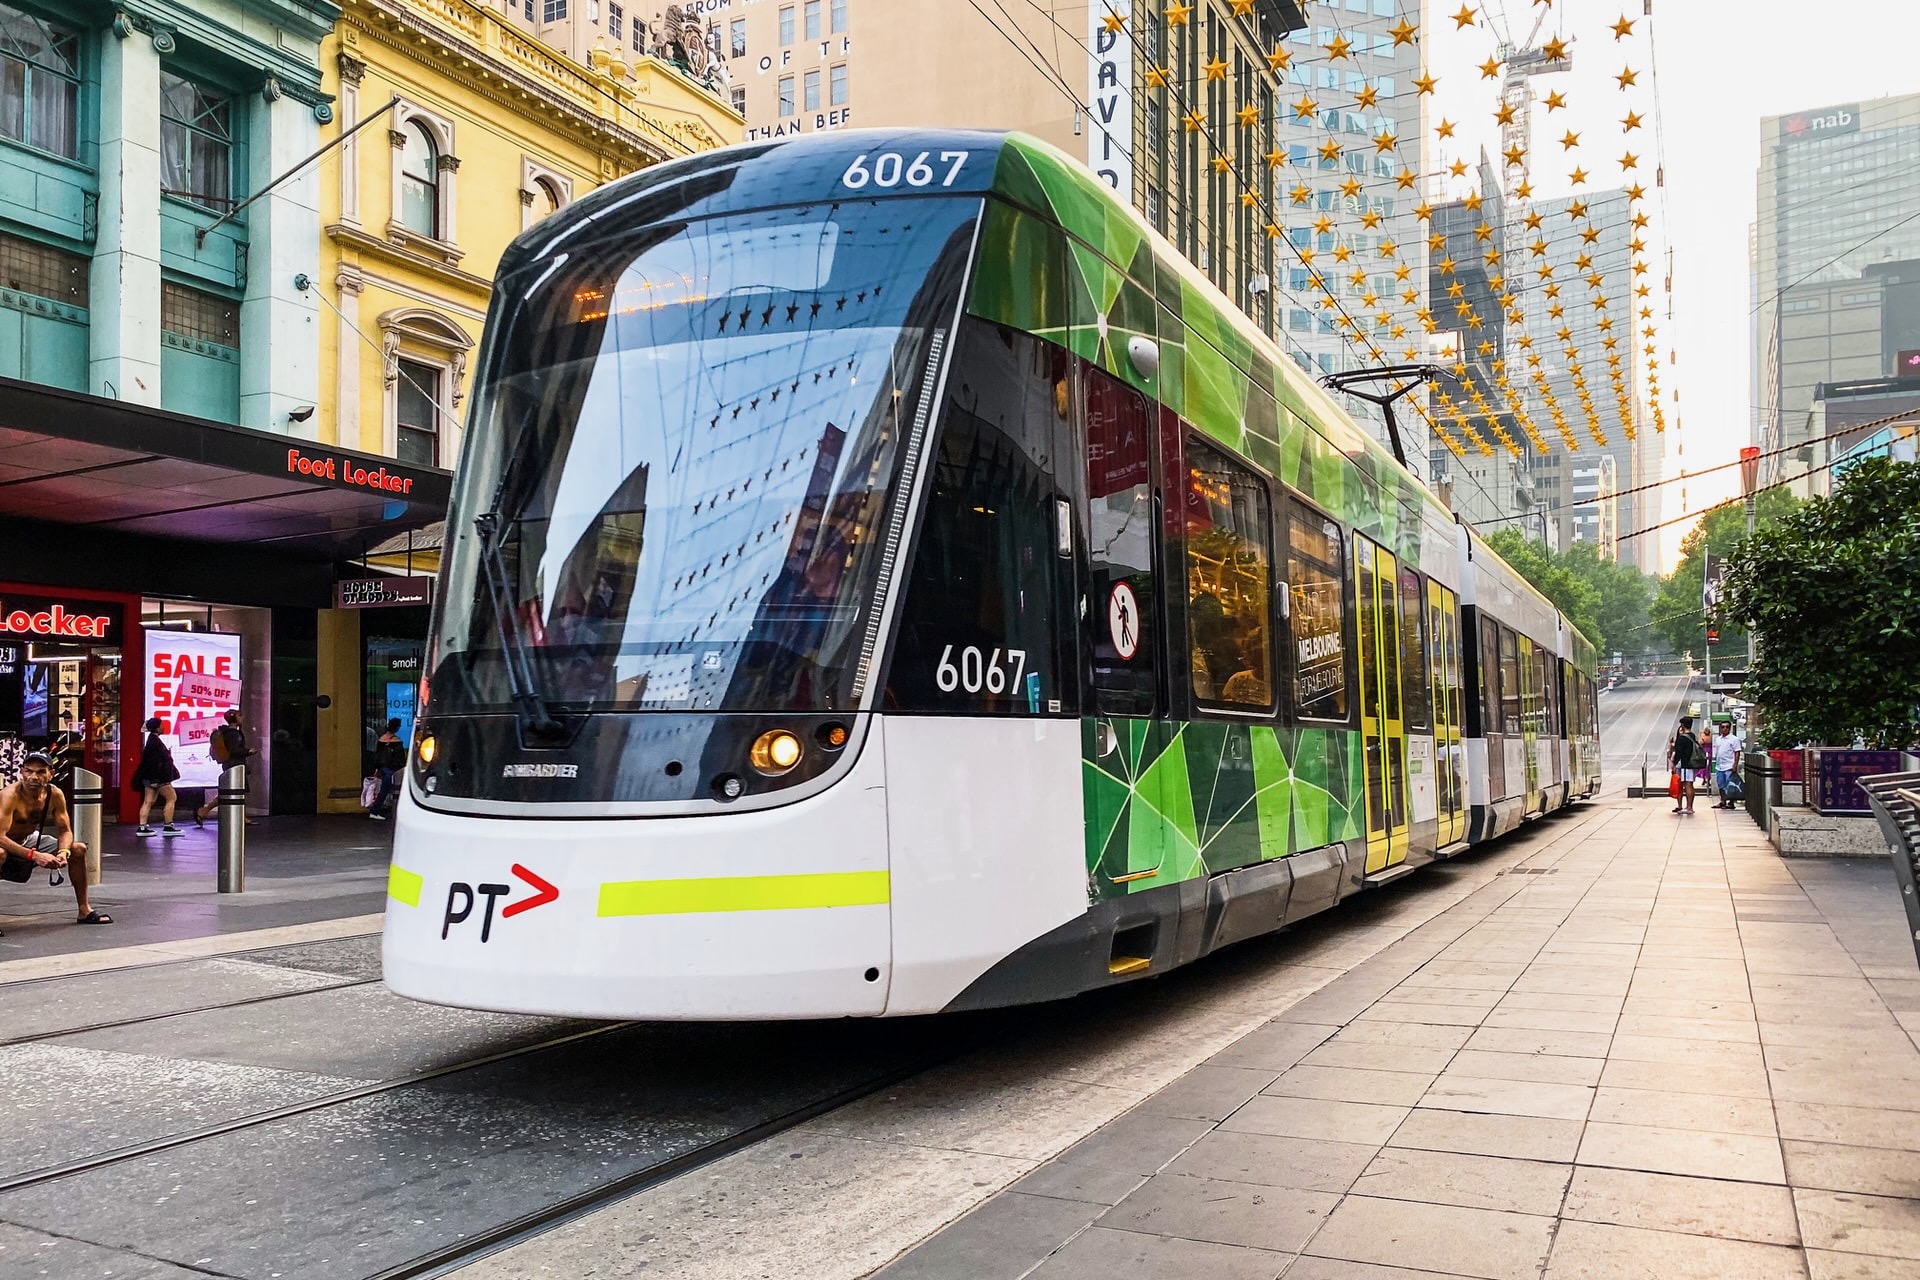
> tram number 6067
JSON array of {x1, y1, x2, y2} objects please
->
[
  {"x1": 841, "y1": 150, "x2": 969, "y2": 191},
  {"x1": 936, "y1": 645, "x2": 1025, "y2": 696}
]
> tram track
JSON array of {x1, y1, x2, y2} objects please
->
[
  {"x1": 0, "y1": 982, "x2": 965, "y2": 1279},
  {"x1": 0, "y1": 974, "x2": 384, "y2": 1048}
]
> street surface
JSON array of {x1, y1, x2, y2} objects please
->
[{"x1": 1, "y1": 681, "x2": 1912, "y2": 1280}]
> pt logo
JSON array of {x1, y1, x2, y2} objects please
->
[{"x1": 441, "y1": 864, "x2": 560, "y2": 942}]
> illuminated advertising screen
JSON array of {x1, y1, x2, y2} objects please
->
[{"x1": 144, "y1": 631, "x2": 242, "y2": 790}]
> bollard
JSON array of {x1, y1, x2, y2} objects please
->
[
  {"x1": 217, "y1": 764, "x2": 246, "y2": 893},
  {"x1": 70, "y1": 767, "x2": 102, "y2": 885}
]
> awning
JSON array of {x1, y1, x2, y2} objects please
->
[{"x1": 0, "y1": 377, "x2": 451, "y2": 562}]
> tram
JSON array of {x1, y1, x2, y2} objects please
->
[{"x1": 383, "y1": 130, "x2": 1600, "y2": 1020}]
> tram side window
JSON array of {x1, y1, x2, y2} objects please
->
[
  {"x1": 1498, "y1": 625, "x2": 1522, "y2": 735},
  {"x1": 1398, "y1": 566, "x2": 1430, "y2": 730},
  {"x1": 1184, "y1": 439, "x2": 1273, "y2": 711},
  {"x1": 1528, "y1": 641, "x2": 1548, "y2": 735},
  {"x1": 1288, "y1": 505, "x2": 1348, "y2": 721},
  {"x1": 1083, "y1": 365, "x2": 1157, "y2": 715},
  {"x1": 884, "y1": 322, "x2": 1068, "y2": 714},
  {"x1": 1478, "y1": 614, "x2": 1500, "y2": 734}
]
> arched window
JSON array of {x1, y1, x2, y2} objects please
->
[
  {"x1": 398, "y1": 121, "x2": 438, "y2": 237},
  {"x1": 534, "y1": 177, "x2": 562, "y2": 221}
]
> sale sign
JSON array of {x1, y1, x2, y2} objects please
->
[
  {"x1": 175, "y1": 670, "x2": 242, "y2": 706},
  {"x1": 144, "y1": 631, "x2": 243, "y2": 789},
  {"x1": 173, "y1": 713, "x2": 220, "y2": 747}
]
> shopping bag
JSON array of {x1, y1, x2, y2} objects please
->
[
  {"x1": 360, "y1": 775, "x2": 381, "y2": 809},
  {"x1": 1668, "y1": 771, "x2": 1682, "y2": 799},
  {"x1": 1725, "y1": 773, "x2": 1745, "y2": 801}
]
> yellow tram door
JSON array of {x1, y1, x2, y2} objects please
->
[
  {"x1": 1518, "y1": 634, "x2": 1543, "y2": 813},
  {"x1": 1427, "y1": 580, "x2": 1466, "y2": 848},
  {"x1": 1355, "y1": 539, "x2": 1409, "y2": 873}
]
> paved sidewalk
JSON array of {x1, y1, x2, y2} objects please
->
[
  {"x1": 875, "y1": 801, "x2": 1920, "y2": 1280},
  {"x1": 0, "y1": 815, "x2": 391, "y2": 965}
]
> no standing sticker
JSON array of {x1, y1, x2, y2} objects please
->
[{"x1": 1108, "y1": 582, "x2": 1140, "y2": 660}]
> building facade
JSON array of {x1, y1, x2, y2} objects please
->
[
  {"x1": 0, "y1": 0, "x2": 338, "y2": 426},
  {"x1": 1754, "y1": 92, "x2": 1920, "y2": 491},
  {"x1": 1517, "y1": 189, "x2": 1661, "y2": 573}
]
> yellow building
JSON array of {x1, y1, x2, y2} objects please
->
[{"x1": 310, "y1": 0, "x2": 740, "y2": 811}]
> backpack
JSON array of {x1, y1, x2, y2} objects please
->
[
  {"x1": 209, "y1": 728, "x2": 232, "y2": 764},
  {"x1": 1674, "y1": 731, "x2": 1699, "y2": 769}
]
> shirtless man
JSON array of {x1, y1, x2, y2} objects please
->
[{"x1": 0, "y1": 751, "x2": 109, "y2": 926}]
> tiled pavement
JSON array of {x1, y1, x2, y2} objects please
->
[{"x1": 873, "y1": 800, "x2": 1920, "y2": 1280}]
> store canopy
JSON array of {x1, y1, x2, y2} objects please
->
[{"x1": 0, "y1": 377, "x2": 452, "y2": 562}]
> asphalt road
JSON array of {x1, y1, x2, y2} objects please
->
[{"x1": 1599, "y1": 673, "x2": 1694, "y2": 788}]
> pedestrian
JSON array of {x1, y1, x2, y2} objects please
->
[
  {"x1": 1712, "y1": 720, "x2": 1745, "y2": 809},
  {"x1": 195, "y1": 709, "x2": 258, "y2": 826},
  {"x1": 0, "y1": 751, "x2": 108, "y2": 925},
  {"x1": 367, "y1": 719, "x2": 407, "y2": 821},
  {"x1": 1668, "y1": 714, "x2": 1702, "y2": 815},
  {"x1": 132, "y1": 718, "x2": 183, "y2": 837}
]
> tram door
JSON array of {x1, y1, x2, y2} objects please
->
[
  {"x1": 1082, "y1": 367, "x2": 1165, "y2": 888},
  {"x1": 1427, "y1": 581, "x2": 1466, "y2": 847},
  {"x1": 1355, "y1": 538, "x2": 1409, "y2": 873}
]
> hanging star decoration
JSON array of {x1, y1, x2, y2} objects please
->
[
  {"x1": 1453, "y1": 5, "x2": 1477, "y2": 29},
  {"x1": 1389, "y1": 16, "x2": 1417, "y2": 45},
  {"x1": 1237, "y1": 102, "x2": 1260, "y2": 128},
  {"x1": 1543, "y1": 91, "x2": 1567, "y2": 111},
  {"x1": 1413, "y1": 70, "x2": 1438, "y2": 95},
  {"x1": 1100, "y1": 6, "x2": 1126, "y2": 34},
  {"x1": 1612, "y1": 15, "x2": 1635, "y2": 38},
  {"x1": 1204, "y1": 56, "x2": 1229, "y2": 81},
  {"x1": 1164, "y1": 1, "x2": 1193, "y2": 27},
  {"x1": 1326, "y1": 34, "x2": 1352, "y2": 61}
]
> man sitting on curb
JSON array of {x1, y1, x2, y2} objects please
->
[{"x1": 0, "y1": 751, "x2": 109, "y2": 926}]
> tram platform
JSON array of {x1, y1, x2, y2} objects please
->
[
  {"x1": 458, "y1": 793, "x2": 1920, "y2": 1280},
  {"x1": 0, "y1": 815, "x2": 389, "y2": 976}
]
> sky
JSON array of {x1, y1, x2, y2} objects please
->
[{"x1": 1424, "y1": 0, "x2": 1920, "y2": 572}]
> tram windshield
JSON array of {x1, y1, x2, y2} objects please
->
[{"x1": 430, "y1": 197, "x2": 978, "y2": 716}]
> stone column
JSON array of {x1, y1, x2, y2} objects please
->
[
  {"x1": 241, "y1": 87, "x2": 322, "y2": 436},
  {"x1": 89, "y1": 26, "x2": 163, "y2": 405},
  {"x1": 334, "y1": 268, "x2": 362, "y2": 450}
]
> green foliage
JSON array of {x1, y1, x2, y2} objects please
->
[
  {"x1": 1651, "y1": 489, "x2": 1800, "y2": 661},
  {"x1": 1483, "y1": 529, "x2": 1653, "y2": 655},
  {"x1": 1722, "y1": 458, "x2": 1920, "y2": 749}
]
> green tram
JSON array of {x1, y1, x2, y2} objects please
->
[{"x1": 384, "y1": 130, "x2": 1601, "y2": 1019}]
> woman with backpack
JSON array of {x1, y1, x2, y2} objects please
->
[
  {"x1": 132, "y1": 718, "x2": 182, "y2": 837},
  {"x1": 367, "y1": 719, "x2": 407, "y2": 821},
  {"x1": 1669, "y1": 715, "x2": 1703, "y2": 815}
]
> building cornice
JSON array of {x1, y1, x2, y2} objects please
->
[
  {"x1": 327, "y1": 222, "x2": 492, "y2": 298},
  {"x1": 116, "y1": 0, "x2": 338, "y2": 102},
  {"x1": 338, "y1": 0, "x2": 733, "y2": 168}
]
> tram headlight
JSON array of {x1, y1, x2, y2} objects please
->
[
  {"x1": 417, "y1": 732, "x2": 437, "y2": 766},
  {"x1": 749, "y1": 728, "x2": 804, "y2": 775}
]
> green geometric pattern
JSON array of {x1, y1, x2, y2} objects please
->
[{"x1": 975, "y1": 135, "x2": 1413, "y2": 900}]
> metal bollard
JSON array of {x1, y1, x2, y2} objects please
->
[
  {"x1": 71, "y1": 767, "x2": 102, "y2": 885},
  {"x1": 217, "y1": 764, "x2": 246, "y2": 893}
]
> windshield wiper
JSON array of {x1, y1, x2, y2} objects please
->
[{"x1": 473, "y1": 510, "x2": 563, "y2": 741}]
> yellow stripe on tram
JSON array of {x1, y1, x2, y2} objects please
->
[
  {"x1": 388, "y1": 865, "x2": 424, "y2": 908},
  {"x1": 598, "y1": 870, "x2": 890, "y2": 918}
]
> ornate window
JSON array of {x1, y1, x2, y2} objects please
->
[
  {"x1": 160, "y1": 72, "x2": 234, "y2": 211},
  {"x1": 379, "y1": 308, "x2": 471, "y2": 466},
  {"x1": 0, "y1": 2, "x2": 79, "y2": 159},
  {"x1": 398, "y1": 122, "x2": 438, "y2": 236}
]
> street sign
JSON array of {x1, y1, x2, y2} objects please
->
[{"x1": 336, "y1": 577, "x2": 433, "y2": 609}]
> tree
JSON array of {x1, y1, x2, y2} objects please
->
[
  {"x1": 1651, "y1": 489, "x2": 1799, "y2": 662},
  {"x1": 1721, "y1": 457, "x2": 1920, "y2": 748},
  {"x1": 1483, "y1": 529, "x2": 1652, "y2": 656}
]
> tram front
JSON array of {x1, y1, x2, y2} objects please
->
[{"x1": 385, "y1": 135, "x2": 1013, "y2": 1019}]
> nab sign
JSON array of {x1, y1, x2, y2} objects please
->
[{"x1": 1780, "y1": 105, "x2": 1858, "y2": 144}]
